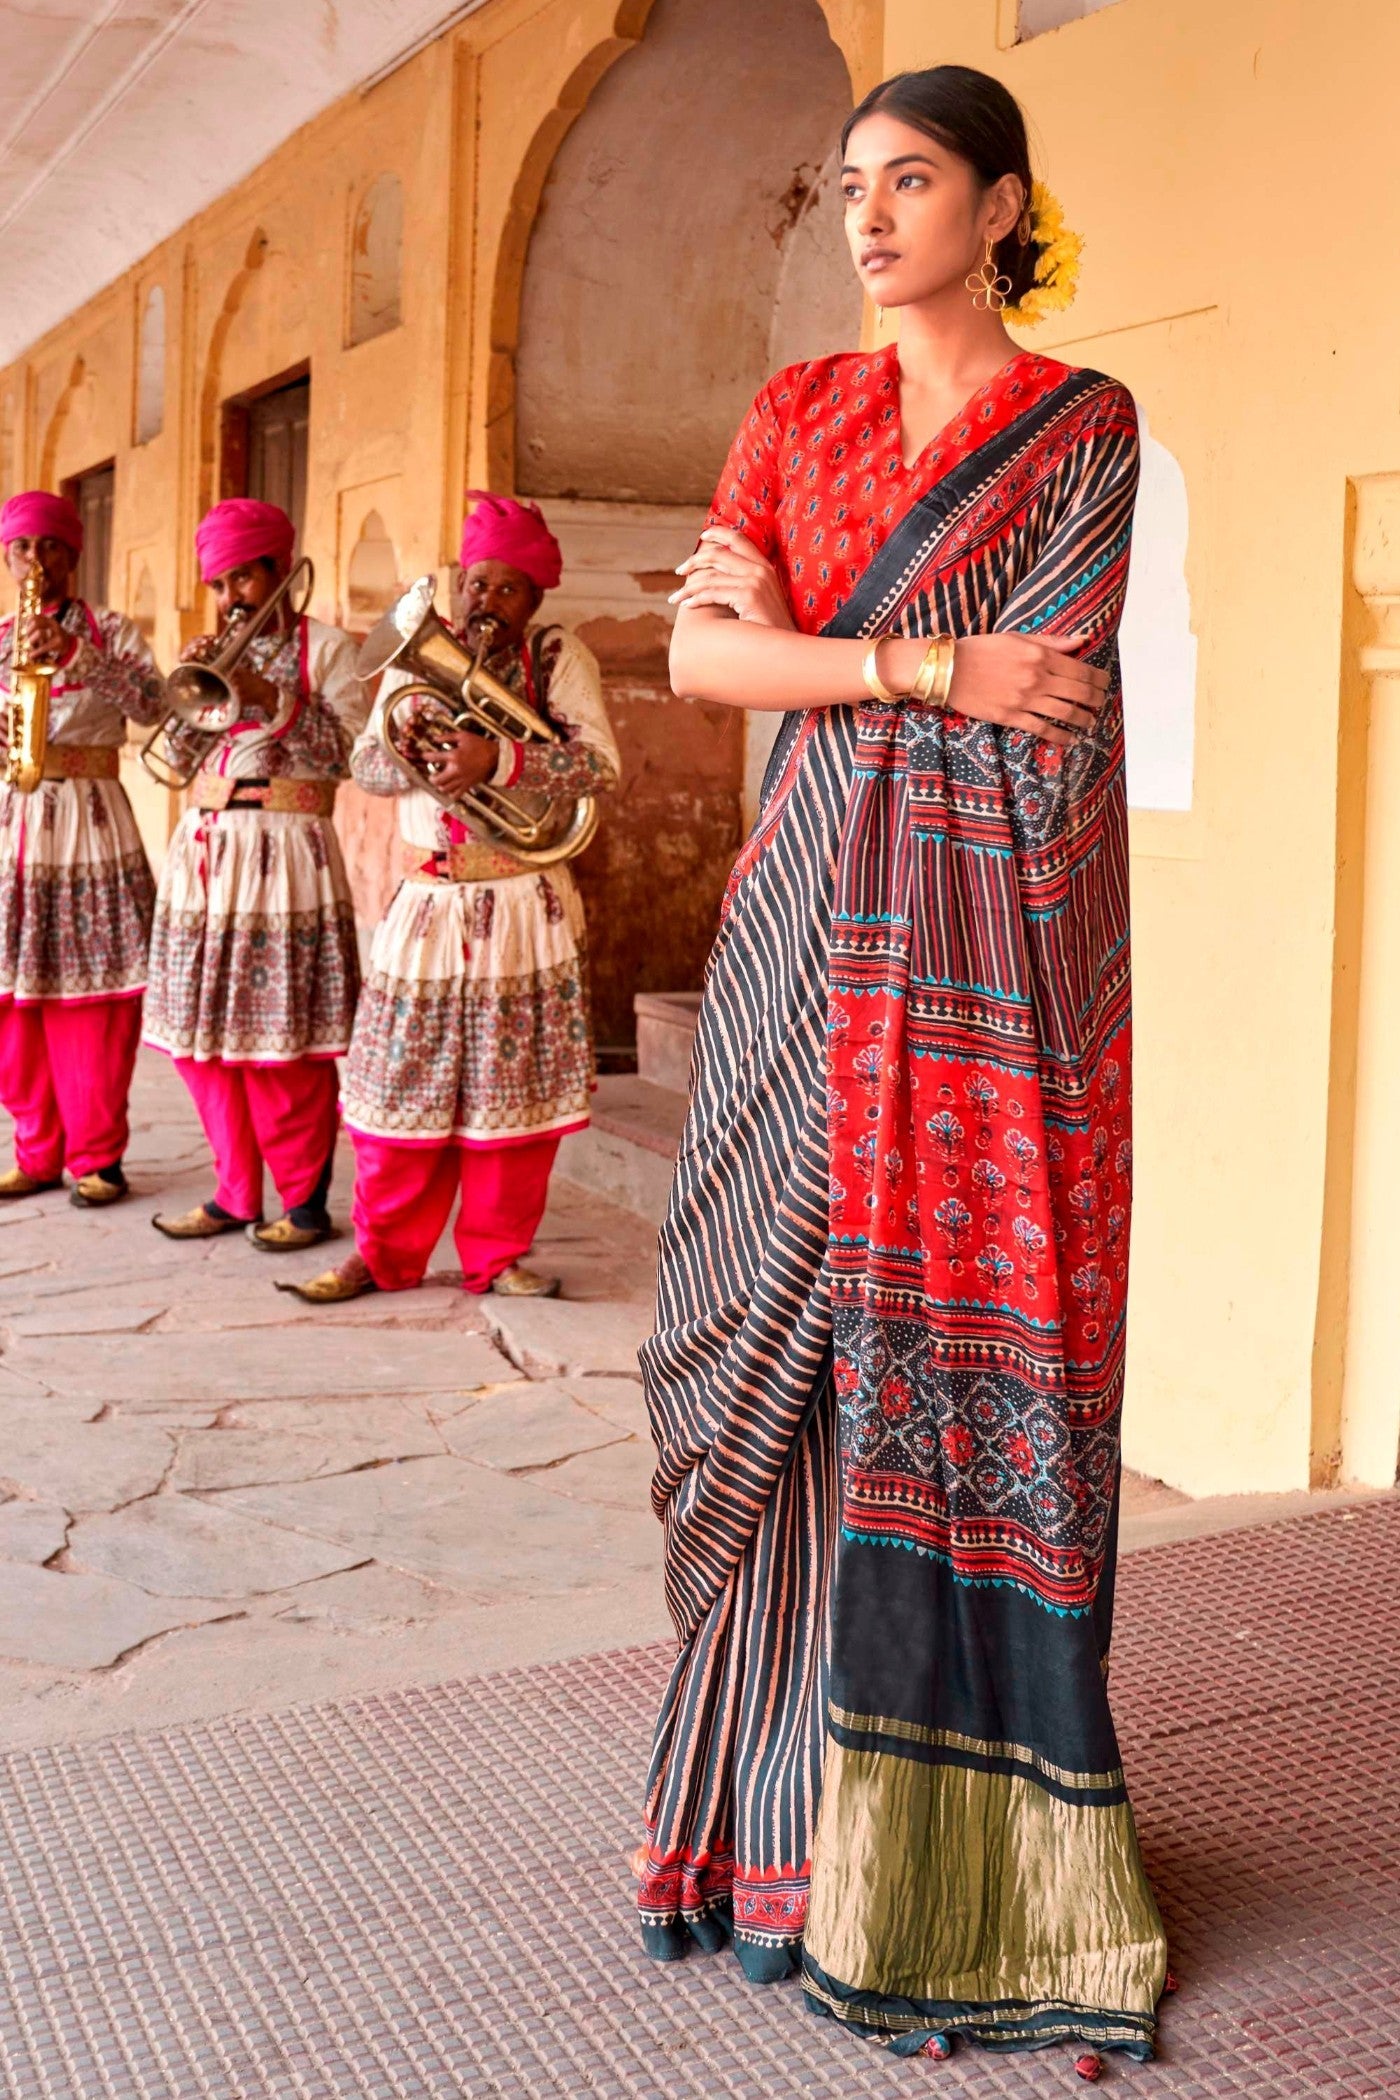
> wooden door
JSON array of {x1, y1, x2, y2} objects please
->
[
  {"x1": 247, "y1": 380, "x2": 309, "y2": 547},
  {"x1": 63, "y1": 463, "x2": 115, "y2": 606}
]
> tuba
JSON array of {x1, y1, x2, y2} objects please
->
[
  {"x1": 139, "y1": 557, "x2": 314, "y2": 790},
  {"x1": 357, "y1": 576, "x2": 597, "y2": 867},
  {"x1": 3, "y1": 560, "x2": 54, "y2": 795}
]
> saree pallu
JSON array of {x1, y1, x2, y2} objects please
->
[{"x1": 640, "y1": 362, "x2": 1167, "y2": 2059}]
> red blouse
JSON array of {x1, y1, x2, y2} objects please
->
[{"x1": 706, "y1": 344, "x2": 1074, "y2": 635}]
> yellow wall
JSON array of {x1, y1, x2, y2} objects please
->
[
  {"x1": 4, "y1": 0, "x2": 1394, "y2": 1497},
  {"x1": 882, "y1": 0, "x2": 1400, "y2": 1494}
]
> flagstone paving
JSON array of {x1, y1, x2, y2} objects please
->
[{"x1": 0, "y1": 1051, "x2": 670, "y2": 1752}]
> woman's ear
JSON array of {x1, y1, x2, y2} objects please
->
[{"x1": 984, "y1": 171, "x2": 1024, "y2": 244}]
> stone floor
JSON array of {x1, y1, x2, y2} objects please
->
[
  {"x1": 0, "y1": 1050, "x2": 1373, "y2": 1758},
  {"x1": 1, "y1": 1497, "x2": 1396, "y2": 2098},
  {"x1": 0, "y1": 1051, "x2": 669, "y2": 1754}
]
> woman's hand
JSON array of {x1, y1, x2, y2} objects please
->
[
  {"x1": 669, "y1": 527, "x2": 795, "y2": 630},
  {"x1": 887, "y1": 632, "x2": 1109, "y2": 750}
]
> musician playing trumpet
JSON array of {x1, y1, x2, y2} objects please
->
[
  {"x1": 144, "y1": 499, "x2": 366, "y2": 1248},
  {"x1": 0, "y1": 490, "x2": 165, "y2": 1208},
  {"x1": 285, "y1": 494, "x2": 618, "y2": 1306}
]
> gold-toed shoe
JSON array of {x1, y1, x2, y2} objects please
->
[
  {"x1": 152, "y1": 1204, "x2": 260, "y2": 1240},
  {"x1": 274, "y1": 1257, "x2": 376, "y2": 1305},
  {"x1": 70, "y1": 1170, "x2": 128, "y2": 1209},
  {"x1": 490, "y1": 1263, "x2": 561, "y2": 1299},
  {"x1": 247, "y1": 1216, "x2": 336, "y2": 1253},
  {"x1": 0, "y1": 1167, "x2": 63, "y2": 1199}
]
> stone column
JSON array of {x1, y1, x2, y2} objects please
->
[{"x1": 1341, "y1": 471, "x2": 1400, "y2": 1484}]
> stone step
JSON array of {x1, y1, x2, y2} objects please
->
[
  {"x1": 556, "y1": 1076, "x2": 688, "y2": 1226},
  {"x1": 634, "y1": 991, "x2": 701, "y2": 1094}
]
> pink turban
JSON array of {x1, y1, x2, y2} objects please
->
[
  {"x1": 459, "y1": 492, "x2": 562, "y2": 592},
  {"x1": 0, "y1": 490, "x2": 83, "y2": 556},
  {"x1": 195, "y1": 499, "x2": 296, "y2": 584}
]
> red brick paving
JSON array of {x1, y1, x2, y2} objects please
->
[{"x1": 0, "y1": 1498, "x2": 1394, "y2": 2095}]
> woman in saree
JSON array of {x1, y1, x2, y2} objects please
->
[{"x1": 636, "y1": 64, "x2": 1169, "y2": 2074}]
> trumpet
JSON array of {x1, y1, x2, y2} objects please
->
[
  {"x1": 357, "y1": 576, "x2": 597, "y2": 867},
  {"x1": 139, "y1": 557, "x2": 314, "y2": 790},
  {"x1": 3, "y1": 559, "x2": 54, "y2": 796}
]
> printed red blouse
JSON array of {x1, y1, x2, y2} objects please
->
[{"x1": 706, "y1": 344, "x2": 1072, "y2": 635}]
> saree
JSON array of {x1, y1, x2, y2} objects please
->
[{"x1": 639, "y1": 350, "x2": 1167, "y2": 2059}]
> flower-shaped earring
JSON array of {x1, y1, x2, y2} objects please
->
[{"x1": 966, "y1": 235, "x2": 1012, "y2": 313}]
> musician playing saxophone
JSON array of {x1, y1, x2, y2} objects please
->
[
  {"x1": 0, "y1": 490, "x2": 165, "y2": 1208},
  {"x1": 144, "y1": 499, "x2": 366, "y2": 1249},
  {"x1": 285, "y1": 494, "x2": 619, "y2": 1306}
]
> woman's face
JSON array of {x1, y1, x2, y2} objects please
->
[{"x1": 841, "y1": 112, "x2": 1020, "y2": 312}]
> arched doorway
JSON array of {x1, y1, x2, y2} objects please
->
[{"x1": 510, "y1": 0, "x2": 860, "y2": 1052}]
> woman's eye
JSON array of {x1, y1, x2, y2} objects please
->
[
  {"x1": 896, "y1": 174, "x2": 925, "y2": 191},
  {"x1": 841, "y1": 185, "x2": 862, "y2": 203}
]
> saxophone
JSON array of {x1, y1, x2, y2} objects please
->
[{"x1": 3, "y1": 560, "x2": 53, "y2": 795}]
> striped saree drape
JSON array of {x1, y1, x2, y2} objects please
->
[{"x1": 639, "y1": 364, "x2": 1168, "y2": 2058}]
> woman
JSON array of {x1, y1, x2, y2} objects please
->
[{"x1": 637, "y1": 65, "x2": 1168, "y2": 2072}]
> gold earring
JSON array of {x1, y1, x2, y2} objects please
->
[{"x1": 966, "y1": 235, "x2": 1012, "y2": 313}]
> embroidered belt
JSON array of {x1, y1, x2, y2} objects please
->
[
  {"x1": 42, "y1": 746, "x2": 121, "y2": 781},
  {"x1": 401, "y1": 838, "x2": 534, "y2": 885},
  {"x1": 193, "y1": 772, "x2": 338, "y2": 817}
]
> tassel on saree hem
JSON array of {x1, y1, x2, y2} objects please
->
[{"x1": 801, "y1": 1952, "x2": 1157, "y2": 2064}]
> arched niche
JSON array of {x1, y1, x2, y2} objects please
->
[
  {"x1": 513, "y1": 0, "x2": 859, "y2": 504},
  {"x1": 1118, "y1": 412, "x2": 1197, "y2": 812},
  {"x1": 345, "y1": 508, "x2": 399, "y2": 627},
  {"x1": 136, "y1": 285, "x2": 166, "y2": 444},
  {"x1": 37, "y1": 357, "x2": 89, "y2": 488},
  {"x1": 348, "y1": 175, "x2": 404, "y2": 347}
]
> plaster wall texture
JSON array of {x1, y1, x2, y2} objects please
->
[{"x1": 884, "y1": 0, "x2": 1399, "y2": 1495}]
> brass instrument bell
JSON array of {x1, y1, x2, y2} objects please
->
[
  {"x1": 139, "y1": 556, "x2": 314, "y2": 790},
  {"x1": 357, "y1": 576, "x2": 597, "y2": 867}
]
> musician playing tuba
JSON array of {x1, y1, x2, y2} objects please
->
[
  {"x1": 283, "y1": 493, "x2": 619, "y2": 1306},
  {"x1": 0, "y1": 491, "x2": 166, "y2": 1209},
  {"x1": 144, "y1": 500, "x2": 367, "y2": 1250}
]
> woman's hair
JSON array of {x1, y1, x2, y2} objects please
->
[{"x1": 841, "y1": 65, "x2": 1040, "y2": 305}]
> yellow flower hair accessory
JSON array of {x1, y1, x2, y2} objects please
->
[{"x1": 1004, "y1": 180, "x2": 1083, "y2": 329}]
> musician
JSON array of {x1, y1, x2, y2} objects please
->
[
  {"x1": 0, "y1": 490, "x2": 165, "y2": 1207},
  {"x1": 145, "y1": 499, "x2": 365, "y2": 1248},
  {"x1": 284, "y1": 493, "x2": 619, "y2": 1305}
]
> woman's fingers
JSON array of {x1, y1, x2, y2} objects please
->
[
  {"x1": 676, "y1": 529, "x2": 766, "y2": 576},
  {"x1": 1045, "y1": 688, "x2": 1108, "y2": 722},
  {"x1": 1045, "y1": 655, "x2": 1110, "y2": 694}
]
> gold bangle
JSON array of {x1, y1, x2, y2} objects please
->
[
  {"x1": 932, "y1": 634, "x2": 956, "y2": 709},
  {"x1": 861, "y1": 637, "x2": 900, "y2": 704},
  {"x1": 912, "y1": 634, "x2": 956, "y2": 710}
]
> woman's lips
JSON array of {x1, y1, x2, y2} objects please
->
[{"x1": 861, "y1": 249, "x2": 899, "y2": 273}]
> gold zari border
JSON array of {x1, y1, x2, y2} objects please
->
[{"x1": 827, "y1": 1704, "x2": 1124, "y2": 1793}]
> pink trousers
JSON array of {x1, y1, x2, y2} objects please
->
[
  {"x1": 173, "y1": 1057, "x2": 340, "y2": 1221},
  {"x1": 350, "y1": 1130, "x2": 561, "y2": 1292},
  {"x1": 0, "y1": 995, "x2": 144, "y2": 1180}
]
